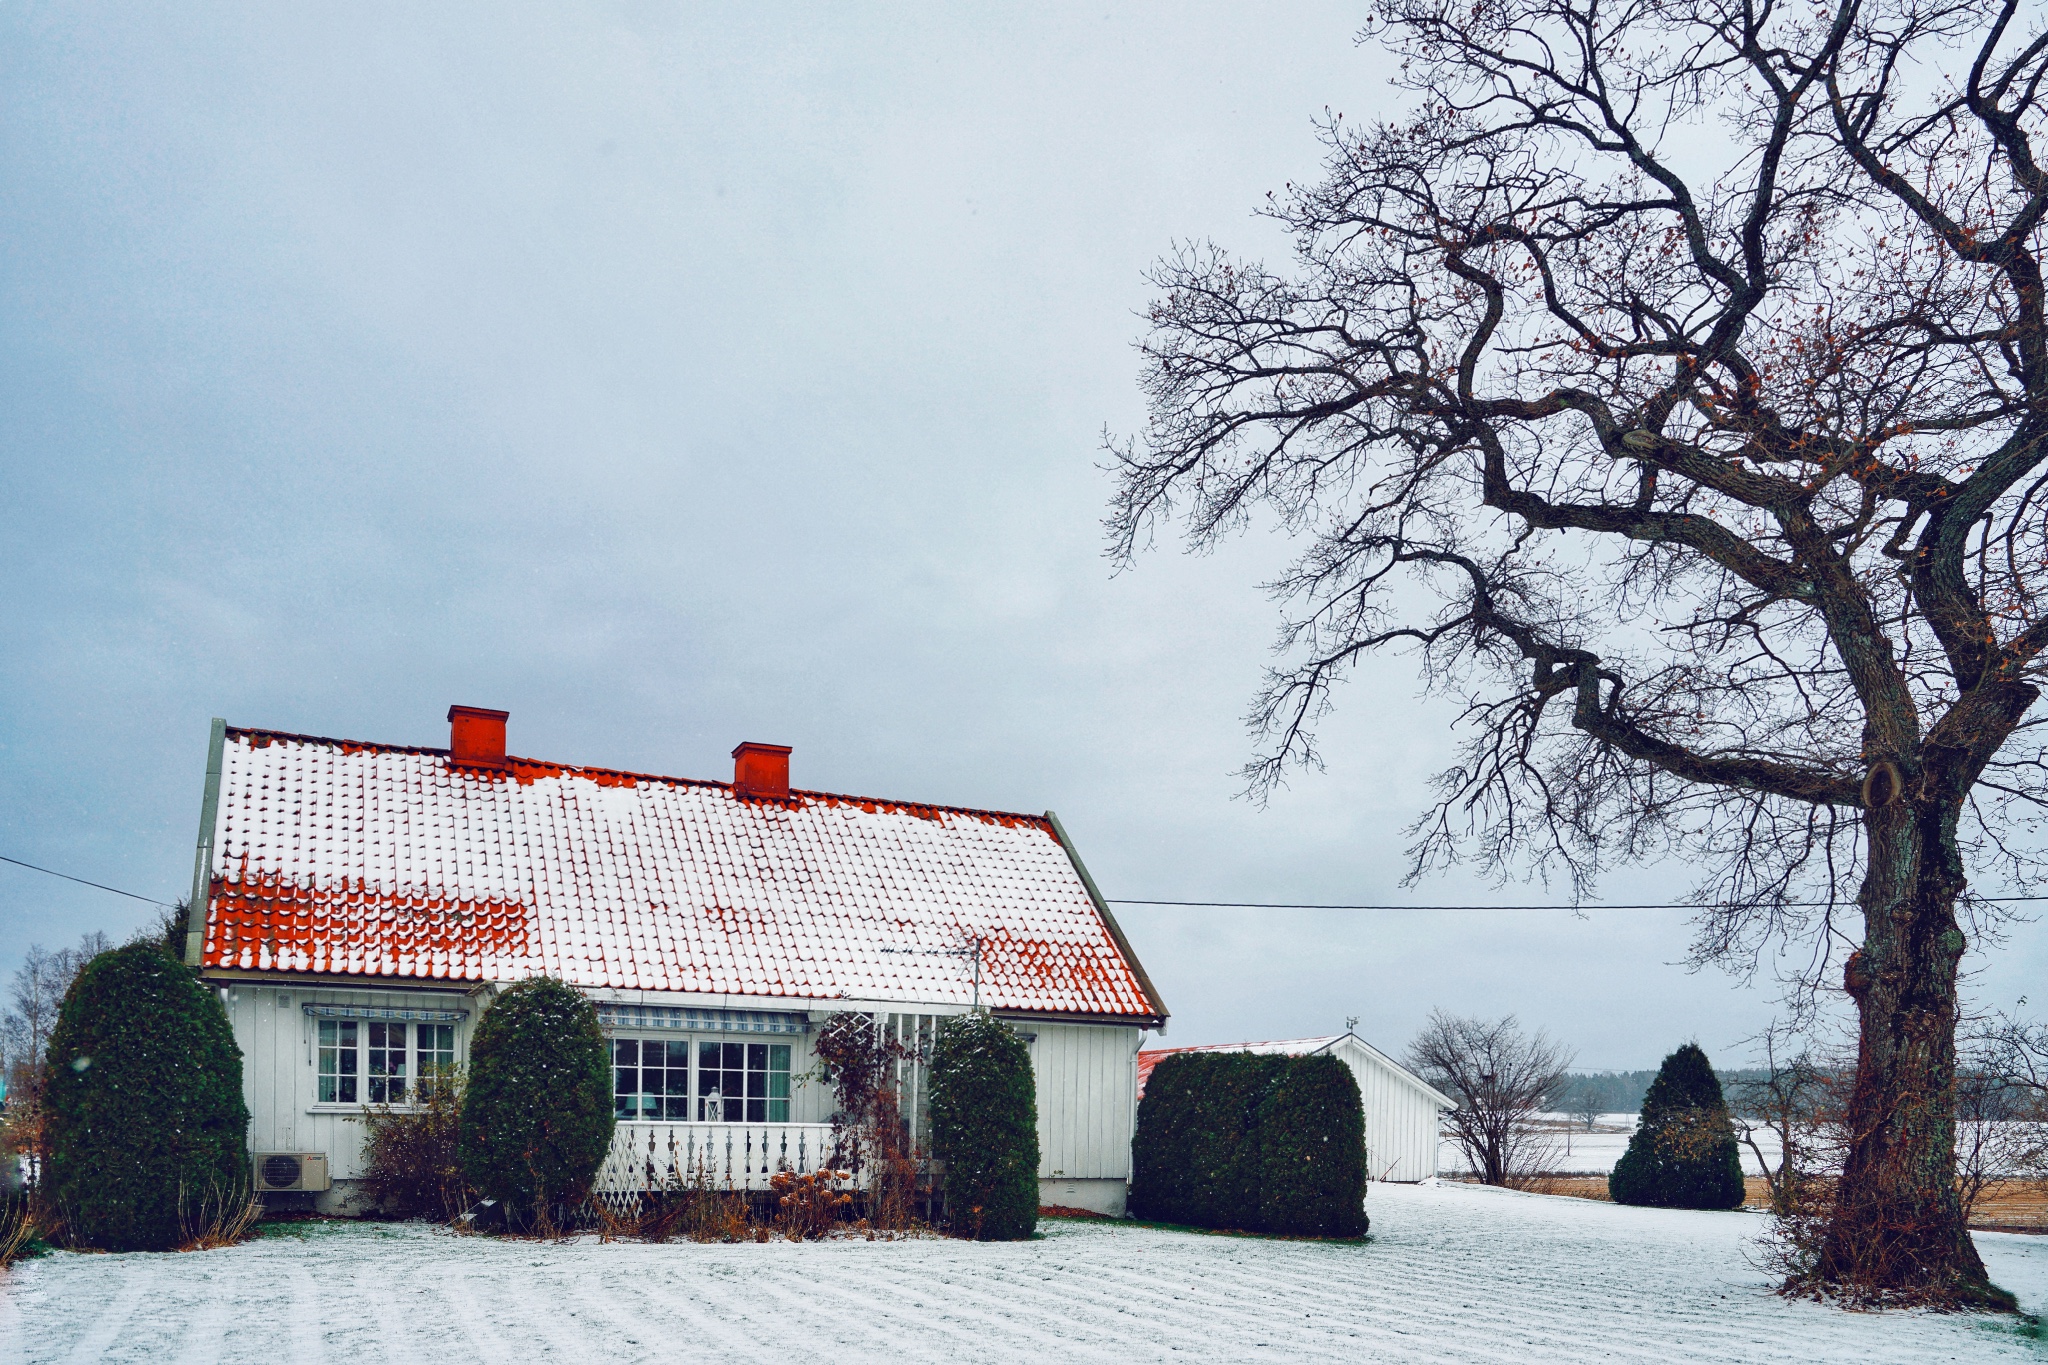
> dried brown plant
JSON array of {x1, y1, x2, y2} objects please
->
[
  {"x1": 176, "y1": 1180, "x2": 260, "y2": 1252},
  {"x1": 772, "y1": 1168, "x2": 852, "y2": 1240}
]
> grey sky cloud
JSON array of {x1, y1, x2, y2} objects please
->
[{"x1": 3, "y1": 2, "x2": 2038, "y2": 1069}]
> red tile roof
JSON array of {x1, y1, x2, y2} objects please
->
[
  {"x1": 200, "y1": 727, "x2": 1163, "y2": 1021},
  {"x1": 1136, "y1": 1036, "x2": 1347, "y2": 1096}
]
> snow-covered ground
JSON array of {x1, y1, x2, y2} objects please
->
[
  {"x1": 1442, "y1": 1114, "x2": 1784, "y2": 1177},
  {"x1": 5, "y1": 1182, "x2": 2045, "y2": 1363}
]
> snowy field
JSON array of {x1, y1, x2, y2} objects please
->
[
  {"x1": 5, "y1": 1182, "x2": 2047, "y2": 1363},
  {"x1": 1441, "y1": 1115, "x2": 1783, "y2": 1178}
]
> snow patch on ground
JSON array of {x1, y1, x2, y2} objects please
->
[{"x1": 5, "y1": 1183, "x2": 2046, "y2": 1363}]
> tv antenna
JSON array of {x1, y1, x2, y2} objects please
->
[{"x1": 878, "y1": 936, "x2": 985, "y2": 1009}]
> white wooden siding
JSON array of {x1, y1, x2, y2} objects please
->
[
  {"x1": 223, "y1": 982, "x2": 476, "y2": 1180},
  {"x1": 1328, "y1": 1037, "x2": 1444, "y2": 1182},
  {"x1": 229, "y1": 984, "x2": 1137, "y2": 1186},
  {"x1": 1023, "y1": 1022, "x2": 1140, "y2": 1180}
]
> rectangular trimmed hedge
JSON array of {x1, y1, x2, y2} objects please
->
[{"x1": 1129, "y1": 1052, "x2": 1367, "y2": 1237}]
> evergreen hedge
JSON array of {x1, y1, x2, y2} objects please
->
[
  {"x1": 928, "y1": 1011, "x2": 1038, "y2": 1240},
  {"x1": 1255, "y1": 1055, "x2": 1369, "y2": 1236},
  {"x1": 1608, "y1": 1042, "x2": 1746, "y2": 1210},
  {"x1": 43, "y1": 941, "x2": 251, "y2": 1251},
  {"x1": 1130, "y1": 1051, "x2": 1368, "y2": 1237},
  {"x1": 457, "y1": 978, "x2": 613, "y2": 1224}
]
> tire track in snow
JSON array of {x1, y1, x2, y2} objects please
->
[
  {"x1": 1058, "y1": 1240, "x2": 1382, "y2": 1358},
  {"x1": 284, "y1": 1263, "x2": 327, "y2": 1365},
  {"x1": 447, "y1": 1251, "x2": 655, "y2": 1361},
  {"x1": 890, "y1": 1248, "x2": 1232, "y2": 1357},
  {"x1": 693, "y1": 1250, "x2": 966, "y2": 1365},
  {"x1": 563, "y1": 1252, "x2": 780, "y2": 1365},
  {"x1": 787, "y1": 1251, "x2": 1119, "y2": 1362},
  {"x1": 433, "y1": 1266, "x2": 521, "y2": 1361},
  {"x1": 53, "y1": 1269, "x2": 145, "y2": 1365},
  {"x1": 168, "y1": 1267, "x2": 231, "y2": 1365}
]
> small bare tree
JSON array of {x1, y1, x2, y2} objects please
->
[
  {"x1": 1728, "y1": 1025, "x2": 1849, "y2": 1217},
  {"x1": 1, "y1": 934, "x2": 111, "y2": 1181},
  {"x1": 1957, "y1": 1013, "x2": 2048, "y2": 1222},
  {"x1": 1563, "y1": 1075, "x2": 1615, "y2": 1132},
  {"x1": 1407, "y1": 1011, "x2": 1573, "y2": 1186}
]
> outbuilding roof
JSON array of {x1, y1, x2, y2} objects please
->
[
  {"x1": 1137, "y1": 1032, "x2": 1453, "y2": 1108},
  {"x1": 194, "y1": 724, "x2": 1164, "y2": 1021}
]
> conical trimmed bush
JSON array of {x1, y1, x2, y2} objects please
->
[
  {"x1": 457, "y1": 978, "x2": 613, "y2": 1225},
  {"x1": 1609, "y1": 1042, "x2": 1745, "y2": 1210}
]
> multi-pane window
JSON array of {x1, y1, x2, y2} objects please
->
[
  {"x1": 366, "y1": 1021, "x2": 408, "y2": 1103},
  {"x1": 609, "y1": 1038, "x2": 792, "y2": 1122},
  {"x1": 316, "y1": 1018, "x2": 458, "y2": 1106},
  {"x1": 613, "y1": 1038, "x2": 692, "y2": 1120},
  {"x1": 416, "y1": 1024, "x2": 456, "y2": 1098},
  {"x1": 317, "y1": 1020, "x2": 358, "y2": 1104},
  {"x1": 698, "y1": 1041, "x2": 791, "y2": 1123}
]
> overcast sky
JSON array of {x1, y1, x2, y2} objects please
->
[{"x1": 2, "y1": 3, "x2": 2039, "y2": 1070}]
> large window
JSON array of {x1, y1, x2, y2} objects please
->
[
  {"x1": 698, "y1": 1041, "x2": 790, "y2": 1123},
  {"x1": 612, "y1": 1038, "x2": 691, "y2": 1120},
  {"x1": 317, "y1": 1018, "x2": 457, "y2": 1106},
  {"x1": 610, "y1": 1037, "x2": 790, "y2": 1122}
]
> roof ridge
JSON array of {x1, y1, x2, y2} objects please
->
[
  {"x1": 222, "y1": 725, "x2": 1055, "y2": 829},
  {"x1": 1140, "y1": 1034, "x2": 1344, "y2": 1053}
]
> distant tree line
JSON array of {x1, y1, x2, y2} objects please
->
[{"x1": 1554, "y1": 1070, "x2": 1777, "y2": 1128}]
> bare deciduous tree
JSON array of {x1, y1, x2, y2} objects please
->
[
  {"x1": 1956, "y1": 1012, "x2": 2048, "y2": 1220},
  {"x1": 1729, "y1": 1024, "x2": 1848, "y2": 1217},
  {"x1": 1, "y1": 934, "x2": 111, "y2": 1177},
  {"x1": 1113, "y1": 0, "x2": 2048, "y2": 1307},
  {"x1": 1407, "y1": 1011, "x2": 1572, "y2": 1186},
  {"x1": 1561, "y1": 1072, "x2": 1624, "y2": 1131}
]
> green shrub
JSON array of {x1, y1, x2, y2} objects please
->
[
  {"x1": 1130, "y1": 1051, "x2": 1368, "y2": 1237},
  {"x1": 1609, "y1": 1042, "x2": 1746, "y2": 1210},
  {"x1": 928, "y1": 1011, "x2": 1038, "y2": 1240},
  {"x1": 1131, "y1": 1052, "x2": 1283, "y2": 1229},
  {"x1": 1256, "y1": 1055, "x2": 1369, "y2": 1237},
  {"x1": 43, "y1": 942, "x2": 251, "y2": 1251},
  {"x1": 457, "y1": 978, "x2": 613, "y2": 1226}
]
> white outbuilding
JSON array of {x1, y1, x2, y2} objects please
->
[{"x1": 1137, "y1": 1032, "x2": 1454, "y2": 1182}]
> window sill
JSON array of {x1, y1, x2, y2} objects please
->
[{"x1": 305, "y1": 1103, "x2": 423, "y2": 1116}]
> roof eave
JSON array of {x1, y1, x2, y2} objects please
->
[{"x1": 1043, "y1": 809, "x2": 1169, "y2": 1029}]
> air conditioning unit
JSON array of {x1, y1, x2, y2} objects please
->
[{"x1": 253, "y1": 1152, "x2": 330, "y2": 1193}]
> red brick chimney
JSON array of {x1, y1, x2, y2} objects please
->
[
  {"x1": 448, "y1": 705, "x2": 509, "y2": 770},
  {"x1": 732, "y1": 742, "x2": 792, "y2": 800}
]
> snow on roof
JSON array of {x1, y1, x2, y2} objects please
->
[
  {"x1": 1137, "y1": 1032, "x2": 1454, "y2": 1107},
  {"x1": 199, "y1": 726, "x2": 1162, "y2": 1020}
]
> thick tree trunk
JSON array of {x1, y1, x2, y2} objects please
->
[{"x1": 1818, "y1": 790, "x2": 2009, "y2": 1308}]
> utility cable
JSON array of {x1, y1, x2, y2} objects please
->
[
  {"x1": 10, "y1": 846, "x2": 2048, "y2": 916},
  {"x1": 0, "y1": 853, "x2": 179, "y2": 908},
  {"x1": 1105, "y1": 895, "x2": 2048, "y2": 910}
]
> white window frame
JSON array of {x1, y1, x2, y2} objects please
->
[
  {"x1": 610, "y1": 1034, "x2": 793, "y2": 1124},
  {"x1": 304, "y1": 1006, "x2": 466, "y2": 1114}
]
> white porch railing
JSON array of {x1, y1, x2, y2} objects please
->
[{"x1": 596, "y1": 1122, "x2": 841, "y2": 1195}]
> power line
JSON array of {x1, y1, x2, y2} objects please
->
[
  {"x1": 1106, "y1": 896, "x2": 2048, "y2": 911},
  {"x1": 0, "y1": 854, "x2": 179, "y2": 908}
]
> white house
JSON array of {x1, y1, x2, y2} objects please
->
[
  {"x1": 1137, "y1": 1032, "x2": 1453, "y2": 1182},
  {"x1": 182, "y1": 706, "x2": 1168, "y2": 1215}
]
